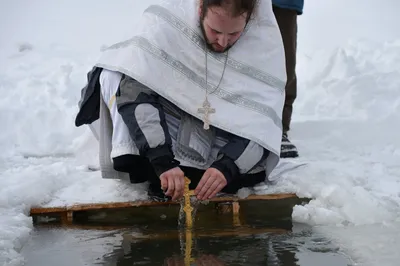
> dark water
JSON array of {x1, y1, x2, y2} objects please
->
[{"x1": 21, "y1": 200, "x2": 353, "y2": 266}]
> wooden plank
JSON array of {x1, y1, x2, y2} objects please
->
[
  {"x1": 232, "y1": 202, "x2": 240, "y2": 214},
  {"x1": 232, "y1": 202, "x2": 241, "y2": 227},
  {"x1": 30, "y1": 207, "x2": 67, "y2": 215},
  {"x1": 210, "y1": 193, "x2": 297, "y2": 202},
  {"x1": 29, "y1": 201, "x2": 171, "y2": 215},
  {"x1": 30, "y1": 193, "x2": 298, "y2": 215},
  {"x1": 69, "y1": 200, "x2": 174, "y2": 212},
  {"x1": 29, "y1": 193, "x2": 304, "y2": 227}
]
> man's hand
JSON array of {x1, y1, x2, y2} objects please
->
[
  {"x1": 160, "y1": 167, "x2": 185, "y2": 200},
  {"x1": 195, "y1": 168, "x2": 227, "y2": 200}
]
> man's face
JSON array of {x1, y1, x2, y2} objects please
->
[{"x1": 200, "y1": 5, "x2": 248, "y2": 53}]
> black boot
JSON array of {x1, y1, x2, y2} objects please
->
[{"x1": 281, "y1": 133, "x2": 299, "y2": 158}]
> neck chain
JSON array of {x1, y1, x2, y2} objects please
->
[
  {"x1": 205, "y1": 45, "x2": 229, "y2": 96},
  {"x1": 197, "y1": 44, "x2": 229, "y2": 130}
]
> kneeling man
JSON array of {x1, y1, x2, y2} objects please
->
[{"x1": 75, "y1": 0, "x2": 287, "y2": 201}]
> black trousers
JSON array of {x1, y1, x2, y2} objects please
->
[{"x1": 273, "y1": 6, "x2": 298, "y2": 134}]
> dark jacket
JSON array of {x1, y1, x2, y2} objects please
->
[{"x1": 75, "y1": 67, "x2": 269, "y2": 186}]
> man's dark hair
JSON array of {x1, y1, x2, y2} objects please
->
[{"x1": 201, "y1": 0, "x2": 257, "y2": 21}]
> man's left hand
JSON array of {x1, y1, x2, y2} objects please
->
[{"x1": 195, "y1": 168, "x2": 227, "y2": 200}]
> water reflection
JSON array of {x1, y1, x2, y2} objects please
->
[
  {"x1": 99, "y1": 224, "x2": 325, "y2": 266},
  {"x1": 21, "y1": 222, "x2": 351, "y2": 266},
  {"x1": 163, "y1": 254, "x2": 226, "y2": 266}
]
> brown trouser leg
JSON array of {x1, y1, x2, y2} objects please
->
[{"x1": 273, "y1": 6, "x2": 298, "y2": 134}]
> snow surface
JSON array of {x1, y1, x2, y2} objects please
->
[{"x1": 1, "y1": 0, "x2": 400, "y2": 265}]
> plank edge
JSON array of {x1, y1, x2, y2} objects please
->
[{"x1": 30, "y1": 193, "x2": 299, "y2": 215}]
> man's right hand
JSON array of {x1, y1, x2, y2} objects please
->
[{"x1": 159, "y1": 167, "x2": 185, "y2": 200}]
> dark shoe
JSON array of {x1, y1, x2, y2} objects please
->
[{"x1": 281, "y1": 133, "x2": 299, "y2": 158}]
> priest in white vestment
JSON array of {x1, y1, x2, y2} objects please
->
[{"x1": 75, "y1": 0, "x2": 287, "y2": 201}]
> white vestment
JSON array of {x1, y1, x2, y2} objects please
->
[{"x1": 94, "y1": 0, "x2": 287, "y2": 180}]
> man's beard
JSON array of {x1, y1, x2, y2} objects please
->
[{"x1": 200, "y1": 21, "x2": 232, "y2": 53}]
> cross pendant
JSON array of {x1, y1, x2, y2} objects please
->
[{"x1": 197, "y1": 98, "x2": 215, "y2": 130}]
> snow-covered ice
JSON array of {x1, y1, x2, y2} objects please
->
[{"x1": 1, "y1": 0, "x2": 400, "y2": 265}]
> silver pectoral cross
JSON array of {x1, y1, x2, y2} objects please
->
[{"x1": 197, "y1": 98, "x2": 215, "y2": 130}]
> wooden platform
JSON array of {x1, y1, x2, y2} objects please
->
[{"x1": 30, "y1": 193, "x2": 308, "y2": 227}]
